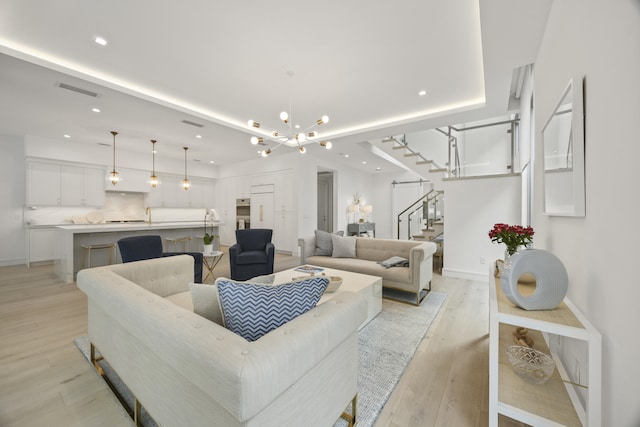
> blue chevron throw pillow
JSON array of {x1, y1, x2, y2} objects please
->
[{"x1": 216, "y1": 276, "x2": 330, "y2": 342}]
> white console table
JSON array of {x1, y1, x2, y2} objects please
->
[{"x1": 489, "y1": 275, "x2": 601, "y2": 426}]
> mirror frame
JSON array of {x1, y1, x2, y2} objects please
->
[{"x1": 542, "y1": 75, "x2": 585, "y2": 217}]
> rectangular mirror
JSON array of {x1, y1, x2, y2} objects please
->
[{"x1": 542, "y1": 75, "x2": 585, "y2": 216}]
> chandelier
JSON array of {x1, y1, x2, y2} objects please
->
[
  {"x1": 247, "y1": 71, "x2": 333, "y2": 157},
  {"x1": 148, "y1": 139, "x2": 160, "y2": 188}
]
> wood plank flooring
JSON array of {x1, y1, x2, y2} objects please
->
[{"x1": 0, "y1": 253, "x2": 524, "y2": 426}]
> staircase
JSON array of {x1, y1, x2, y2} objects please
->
[{"x1": 377, "y1": 135, "x2": 449, "y2": 183}]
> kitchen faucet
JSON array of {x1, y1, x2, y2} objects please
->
[{"x1": 146, "y1": 207, "x2": 152, "y2": 224}]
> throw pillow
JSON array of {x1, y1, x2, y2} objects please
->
[
  {"x1": 331, "y1": 234, "x2": 357, "y2": 258},
  {"x1": 314, "y1": 230, "x2": 344, "y2": 256},
  {"x1": 189, "y1": 283, "x2": 224, "y2": 325},
  {"x1": 379, "y1": 256, "x2": 410, "y2": 268},
  {"x1": 216, "y1": 276, "x2": 329, "y2": 342}
]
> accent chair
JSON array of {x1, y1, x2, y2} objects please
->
[{"x1": 229, "y1": 228, "x2": 275, "y2": 281}]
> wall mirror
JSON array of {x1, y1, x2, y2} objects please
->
[{"x1": 542, "y1": 75, "x2": 585, "y2": 216}]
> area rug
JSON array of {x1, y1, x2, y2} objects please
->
[{"x1": 74, "y1": 291, "x2": 446, "y2": 427}]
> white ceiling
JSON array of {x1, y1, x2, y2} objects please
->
[{"x1": 0, "y1": 0, "x2": 552, "y2": 174}]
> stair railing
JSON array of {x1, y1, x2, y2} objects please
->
[{"x1": 396, "y1": 189, "x2": 443, "y2": 240}]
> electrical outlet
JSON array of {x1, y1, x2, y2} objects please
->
[{"x1": 480, "y1": 257, "x2": 486, "y2": 264}]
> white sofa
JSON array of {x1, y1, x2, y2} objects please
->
[
  {"x1": 77, "y1": 255, "x2": 366, "y2": 427},
  {"x1": 299, "y1": 235, "x2": 437, "y2": 305}
]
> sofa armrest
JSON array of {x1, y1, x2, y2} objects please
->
[
  {"x1": 298, "y1": 236, "x2": 316, "y2": 263},
  {"x1": 409, "y1": 241, "x2": 437, "y2": 290}
]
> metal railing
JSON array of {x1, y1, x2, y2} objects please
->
[{"x1": 396, "y1": 189, "x2": 443, "y2": 240}]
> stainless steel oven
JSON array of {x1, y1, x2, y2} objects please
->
[{"x1": 236, "y1": 198, "x2": 250, "y2": 229}]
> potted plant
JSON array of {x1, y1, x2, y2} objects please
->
[
  {"x1": 488, "y1": 223, "x2": 534, "y2": 257},
  {"x1": 203, "y1": 210, "x2": 216, "y2": 254}
]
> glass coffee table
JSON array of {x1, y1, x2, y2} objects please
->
[{"x1": 272, "y1": 265, "x2": 382, "y2": 329}]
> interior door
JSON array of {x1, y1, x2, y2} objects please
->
[{"x1": 317, "y1": 171, "x2": 334, "y2": 232}]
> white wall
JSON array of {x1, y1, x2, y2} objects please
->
[
  {"x1": 533, "y1": 1, "x2": 640, "y2": 425},
  {"x1": 0, "y1": 135, "x2": 26, "y2": 266},
  {"x1": 441, "y1": 174, "x2": 521, "y2": 279}
]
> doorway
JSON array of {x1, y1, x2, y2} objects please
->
[{"x1": 317, "y1": 170, "x2": 334, "y2": 232}]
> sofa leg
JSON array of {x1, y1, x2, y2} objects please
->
[{"x1": 340, "y1": 394, "x2": 357, "y2": 427}]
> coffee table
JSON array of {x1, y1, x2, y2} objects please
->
[{"x1": 272, "y1": 265, "x2": 382, "y2": 329}]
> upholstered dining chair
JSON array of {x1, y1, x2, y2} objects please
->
[
  {"x1": 228, "y1": 229, "x2": 275, "y2": 281},
  {"x1": 117, "y1": 235, "x2": 203, "y2": 283}
]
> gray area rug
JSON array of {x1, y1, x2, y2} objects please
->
[{"x1": 74, "y1": 291, "x2": 446, "y2": 427}]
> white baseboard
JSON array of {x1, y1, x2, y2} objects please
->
[{"x1": 441, "y1": 267, "x2": 488, "y2": 282}]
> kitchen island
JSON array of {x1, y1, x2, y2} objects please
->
[{"x1": 54, "y1": 222, "x2": 221, "y2": 283}]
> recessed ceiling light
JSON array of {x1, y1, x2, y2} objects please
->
[
  {"x1": 63, "y1": 134, "x2": 71, "y2": 139},
  {"x1": 362, "y1": 161, "x2": 367, "y2": 165},
  {"x1": 92, "y1": 107, "x2": 101, "y2": 113},
  {"x1": 94, "y1": 36, "x2": 108, "y2": 46},
  {"x1": 418, "y1": 90, "x2": 427, "y2": 96},
  {"x1": 344, "y1": 154, "x2": 349, "y2": 158},
  {"x1": 209, "y1": 160, "x2": 215, "y2": 164},
  {"x1": 196, "y1": 135, "x2": 202, "y2": 139},
  {"x1": 376, "y1": 167, "x2": 382, "y2": 171}
]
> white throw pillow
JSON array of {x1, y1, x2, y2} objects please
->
[
  {"x1": 189, "y1": 283, "x2": 224, "y2": 326},
  {"x1": 331, "y1": 234, "x2": 357, "y2": 258}
]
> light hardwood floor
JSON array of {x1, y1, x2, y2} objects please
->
[{"x1": 0, "y1": 255, "x2": 523, "y2": 426}]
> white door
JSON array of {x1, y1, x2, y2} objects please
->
[{"x1": 250, "y1": 192, "x2": 274, "y2": 230}]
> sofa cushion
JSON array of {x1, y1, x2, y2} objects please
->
[
  {"x1": 216, "y1": 276, "x2": 329, "y2": 342},
  {"x1": 236, "y1": 251, "x2": 269, "y2": 265},
  {"x1": 314, "y1": 230, "x2": 344, "y2": 256},
  {"x1": 189, "y1": 283, "x2": 224, "y2": 325},
  {"x1": 331, "y1": 235, "x2": 356, "y2": 258},
  {"x1": 165, "y1": 290, "x2": 194, "y2": 311}
]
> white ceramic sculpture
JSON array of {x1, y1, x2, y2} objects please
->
[{"x1": 500, "y1": 249, "x2": 568, "y2": 310}]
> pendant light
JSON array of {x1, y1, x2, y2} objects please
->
[
  {"x1": 182, "y1": 146, "x2": 191, "y2": 190},
  {"x1": 149, "y1": 139, "x2": 159, "y2": 188},
  {"x1": 107, "y1": 131, "x2": 120, "y2": 185}
]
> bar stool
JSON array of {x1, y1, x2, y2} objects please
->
[
  {"x1": 166, "y1": 236, "x2": 192, "y2": 251},
  {"x1": 82, "y1": 243, "x2": 116, "y2": 269}
]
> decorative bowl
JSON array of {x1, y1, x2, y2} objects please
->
[
  {"x1": 326, "y1": 276, "x2": 342, "y2": 293},
  {"x1": 506, "y1": 345, "x2": 555, "y2": 385}
]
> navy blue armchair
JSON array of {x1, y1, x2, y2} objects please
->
[
  {"x1": 117, "y1": 235, "x2": 203, "y2": 283},
  {"x1": 229, "y1": 229, "x2": 275, "y2": 281}
]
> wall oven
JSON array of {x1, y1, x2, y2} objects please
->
[{"x1": 236, "y1": 198, "x2": 250, "y2": 229}]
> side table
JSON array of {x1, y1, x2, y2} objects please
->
[{"x1": 202, "y1": 251, "x2": 224, "y2": 282}]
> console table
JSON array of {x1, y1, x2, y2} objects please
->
[
  {"x1": 489, "y1": 274, "x2": 601, "y2": 426},
  {"x1": 347, "y1": 222, "x2": 375, "y2": 237}
]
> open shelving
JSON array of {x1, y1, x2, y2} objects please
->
[{"x1": 488, "y1": 275, "x2": 601, "y2": 426}]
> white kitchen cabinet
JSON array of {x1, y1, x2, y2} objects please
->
[
  {"x1": 274, "y1": 170, "x2": 294, "y2": 211},
  {"x1": 27, "y1": 161, "x2": 61, "y2": 206},
  {"x1": 215, "y1": 177, "x2": 237, "y2": 246},
  {"x1": 106, "y1": 167, "x2": 151, "y2": 193},
  {"x1": 236, "y1": 176, "x2": 251, "y2": 198},
  {"x1": 250, "y1": 191, "x2": 274, "y2": 230},
  {"x1": 61, "y1": 165, "x2": 105, "y2": 206},
  {"x1": 27, "y1": 161, "x2": 105, "y2": 207},
  {"x1": 29, "y1": 227, "x2": 56, "y2": 263},
  {"x1": 273, "y1": 209, "x2": 295, "y2": 253},
  {"x1": 489, "y1": 275, "x2": 601, "y2": 426}
]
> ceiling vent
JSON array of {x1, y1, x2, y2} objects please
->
[
  {"x1": 57, "y1": 82, "x2": 99, "y2": 97},
  {"x1": 181, "y1": 119, "x2": 204, "y2": 128}
]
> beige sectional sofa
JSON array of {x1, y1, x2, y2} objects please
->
[
  {"x1": 298, "y1": 234, "x2": 437, "y2": 305},
  {"x1": 77, "y1": 255, "x2": 366, "y2": 427}
]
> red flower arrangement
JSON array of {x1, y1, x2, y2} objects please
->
[{"x1": 488, "y1": 223, "x2": 534, "y2": 256}]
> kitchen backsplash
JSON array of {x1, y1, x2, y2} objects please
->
[{"x1": 25, "y1": 192, "x2": 209, "y2": 226}]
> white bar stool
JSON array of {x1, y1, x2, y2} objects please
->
[{"x1": 81, "y1": 243, "x2": 116, "y2": 269}]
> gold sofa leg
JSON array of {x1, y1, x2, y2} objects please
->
[{"x1": 340, "y1": 394, "x2": 357, "y2": 427}]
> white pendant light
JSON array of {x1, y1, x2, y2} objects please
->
[{"x1": 107, "y1": 131, "x2": 120, "y2": 185}]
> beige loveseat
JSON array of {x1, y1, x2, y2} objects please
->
[
  {"x1": 77, "y1": 255, "x2": 366, "y2": 427},
  {"x1": 299, "y1": 235, "x2": 437, "y2": 305}
]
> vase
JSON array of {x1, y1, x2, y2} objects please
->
[
  {"x1": 203, "y1": 243, "x2": 214, "y2": 254},
  {"x1": 500, "y1": 249, "x2": 568, "y2": 310}
]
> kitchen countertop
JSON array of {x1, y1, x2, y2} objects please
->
[{"x1": 54, "y1": 221, "x2": 223, "y2": 233}]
